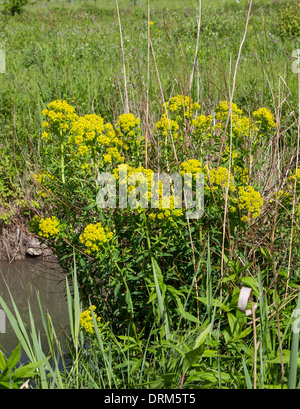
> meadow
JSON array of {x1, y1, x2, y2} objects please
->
[{"x1": 1, "y1": 0, "x2": 300, "y2": 389}]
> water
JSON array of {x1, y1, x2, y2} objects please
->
[{"x1": 0, "y1": 259, "x2": 69, "y2": 362}]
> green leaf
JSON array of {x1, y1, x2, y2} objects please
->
[
  {"x1": 147, "y1": 373, "x2": 178, "y2": 388},
  {"x1": 183, "y1": 344, "x2": 205, "y2": 373},
  {"x1": 177, "y1": 310, "x2": 200, "y2": 324},
  {"x1": 194, "y1": 323, "x2": 212, "y2": 350},
  {"x1": 5, "y1": 343, "x2": 21, "y2": 372},
  {"x1": 227, "y1": 312, "x2": 240, "y2": 337},
  {"x1": 240, "y1": 276, "x2": 259, "y2": 297},
  {"x1": 242, "y1": 357, "x2": 253, "y2": 389},
  {"x1": 151, "y1": 257, "x2": 170, "y2": 340},
  {"x1": 288, "y1": 290, "x2": 300, "y2": 389},
  {"x1": 196, "y1": 297, "x2": 230, "y2": 312},
  {"x1": 0, "y1": 352, "x2": 5, "y2": 371},
  {"x1": 12, "y1": 360, "x2": 47, "y2": 379}
]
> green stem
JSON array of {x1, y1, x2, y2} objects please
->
[
  {"x1": 108, "y1": 246, "x2": 134, "y2": 320},
  {"x1": 61, "y1": 144, "x2": 65, "y2": 185}
]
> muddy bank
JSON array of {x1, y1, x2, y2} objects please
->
[{"x1": 0, "y1": 224, "x2": 57, "y2": 262}]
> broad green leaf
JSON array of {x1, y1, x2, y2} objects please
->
[
  {"x1": 5, "y1": 343, "x2": 21, "y2": 372},
  {"x1": 183, "y1": 344, "x2": 205, "y2": 373},
  {"x1": 196, "y1": 297, "x2": 230, "y2": 312},
  {"x1": 194, "y1": 323, "x2": 212, "y2": 350},
  {"x1": 240, "y1": 277, "x2": 259, "y2": 296}
]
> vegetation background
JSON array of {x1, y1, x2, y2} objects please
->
[{"x1": 1, "y1": 0, "x2": 300, "y2": 390}]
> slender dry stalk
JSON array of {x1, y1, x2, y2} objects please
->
[
  {"x1": 145, "y1": 0, "x2": 151, "y2": 169},
  {"x1": 220, "y1": 54, "x2": 232, "y2": 303},
  {"x1": 251, "y1": 296, "x2": 258, "y2": 389},
  {"x1": 286, "y1": 73, "x2": 300, "y2": 297},
  {"x1": 116, "y1": 0, "x2": 129, "y2": 114},
  {"x1": 217, "y1": 0, "x2": 253, "y2": 167},
  {"x1": 270, "y1": 179, "x2": 285, "y2": 388},
  {"x1": 150, "y1": 39, "x2": 179, "y2": 166},
  {"x1": 188, "y1": 0, "x2": 201, "y2": 97}
]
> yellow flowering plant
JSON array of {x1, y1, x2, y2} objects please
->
[
  {"x1": 28, "y1": 215, "x2": 61, "y2": 240},
  {"x1": 115, "y1": 113, "x2": 144, "y2": 165},
  {"x1": 79, "y1": 222, "x2": 113, "y2": 256},
  {"x1": 80, "y1": 305, "x2": 102, "y2": 334},
  {"x1": 29, "y1": 96, "x2": 278, "y2": 342}
]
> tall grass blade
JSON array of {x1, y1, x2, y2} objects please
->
[
  {"x1": 206, "y1": 236, "x2": 212, "y2": 320},
  {"x1": 242, "y1": 357, "x2": 253, "y2": 389},
  {"x1": 288, "y1": 289, "x2": 300, "y2": 389}
]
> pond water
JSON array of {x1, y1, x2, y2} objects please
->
[{"x1": 0, "y1": 259, "x2": 69, "y2": 363}]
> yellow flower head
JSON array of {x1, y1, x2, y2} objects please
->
[
  {"x1": 80, "y1": 305, "x2": 101, "y2": 334},
  {"x1": 155, "y1": 114, "x2": 179, "y2": 138},
  {"x1": 79, "y1": 222, "x2": 113, "y2": 255},
  {"x1": 180, "y1": 159, "x2": 202, "y2": 178},
  {"x1": 163, "y1": 95, "x2": 200, "y2": 120},
  {"x1": 38, "y1": 216, "x2": 60, "y2": 239},
  {"x1": 238, "y1": 186, "x2": 263, "y2": 221},
  {"x1": 116, "y1": 113, "x2": 140, "y2": 138},
  {"x1": 42, "y1": 100, "x2": 78, "y2": 137},
  {"x1": 252, "y1": 107, "x2": 277, "y2": 135}
]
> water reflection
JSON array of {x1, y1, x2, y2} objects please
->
[{"x1": 0, "y1": 259, "x2": 69, "y2": 362}]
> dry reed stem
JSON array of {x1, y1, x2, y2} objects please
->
[
  {"x1": 251, "y1": 296, "x2": 258, "y2": 389},
  {"x1": 188, "y1": 0, "x2": 201, "y2": 98},
  {"x1": 286, "y1": 73, "x2": 300, "y2": 297},
  {"x1": 116, "y1": 0, "x2": 129, "y2": 114},
  {"x1": 217, "y1": 0, "x2": 253, "y2": 167},
  {"x1": 145, "y1": 0, "x2": 151, "y2": 169}
]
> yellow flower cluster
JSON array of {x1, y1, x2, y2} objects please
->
[
  {"x1": 116, "y1": 113, "x2": 140, "y2": 138},
  {"x1": 233, "y1": 165, "x2": 249, "y2": 184},
  {"x1": 215, "y1": 101, "x2": 243, "y2": 120},
  {"x1": 34, "y1": 172, "x2": 54, "y2": 192},
  {"x1": 113, "y1": 164, "x2": 154, "y2": 206},
  {"x1": 79, "y1": 222, "x2": 113, "y2": 255},
  {"x1": 115, "y1": 113, "x2": 142, "y2": 153},
  {"x1": 42, "y1": 101, "x2": 125, "y2": 168},
  {"x1": 148, "y1": 194, "x2": 183, "y2": 222},
  {"x1": 192, "y1": 115, "x2": 213, "y2": 137},
  {"x1": 38, "y1": 216, "x2": 60, "y2": 239},
  {"x1": 42, "y1": 100, "x2": 78, "y2": 139},
  {"x1": 69, "y1": 114, "x2": 124, "y2": 163},
  {"x1": 163, "y1": 95, "x2": 200, "y2": 120},
  {"x1": 34, "y1": 172, "x2": 54, "y2": 183},
  {"x1": 34, "y1": 171, "x2": 54, "y2": 197},
  {"x1": 231, "y1": 115, "x2": 258, "y2": 138},
  {"x1": 113, "y1": 164, "x2": 153, "y2": 182},
  {"x1": 155, "y1": 114, "x2": 179, "y2": 138},
  {"x1": 70, "y1": 114, "x2": 105, "y2": 145},
  {"x1": 237, "y1": 186, "x2": 263, "y2": 221},
  {"x1": 179, "y1": 159, "x2": 203, "y2": 191},
  {"x1": 180, "y1": 159, "x2": 203, "y2": 178},
  {"x1": 206, "y1": 166, "x2": 236, "y2": 192},
  {"x1": 287, "y1": 168, "x2": 300, "y2": 184},
  {"x1": 214, "y1": 101, "x2": 261, "y2": 139},
  {"x1": 80, "y1": 305, "x2": 101, "y2": 334},
  {"x1": 252, "y1": 107, "x2": 277, "y2": 134},
  {"x1": 288, "y1": 169, "x2": 300, "y2": 183},
  {"x1": 112, "y1": 165, "x2": 184, "y2": 220},
  {"x1": 102, "y1": 147, "x2": 125, "y2": 164}
]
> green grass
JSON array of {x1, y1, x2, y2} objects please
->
[
  {"x1": 0, "y1": 0, "x2": 297, "y2": 206},
  {"x1": 1, "y1": 0, "x2": 300, "y2": 390}
]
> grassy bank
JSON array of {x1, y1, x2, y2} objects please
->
[{"x1": 1, "y1": 0, "x2": 300, "y2": 389}]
